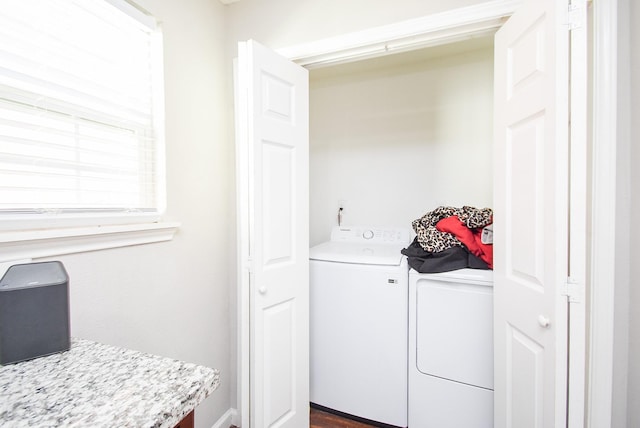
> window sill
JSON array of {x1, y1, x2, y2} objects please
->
[{"x1": 0, "y1": 222, "x2": 180, "y2": 263}]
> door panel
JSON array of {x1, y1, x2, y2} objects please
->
[
  {"x1": 507, "y1": 324, "x2": 544, "y2": 428},
  {"x1": 262, "y1": 142, "x2": 294, "y2": 265},
  {"x1": 494, "y1": 1, "x2": 569, "y2": 427},
  {"x1": 237, "y1": 39, "x2": 309, "y2": 428},
  {"x1": 508, "y1": 114, "x2": 545, "y2": 283},
  {"x1": 263, "y1": 300, "x2": 295, "y2": 426}
]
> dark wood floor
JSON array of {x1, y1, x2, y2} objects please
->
[
  {"x1": 310, "y1": 407, "x2": 377, "y2": 428},
  {"x1": 230, "y1": 407, "x2": 377, "y2": 428}
]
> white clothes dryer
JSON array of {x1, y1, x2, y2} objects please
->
[
  {"x1": 409, "y1": 268, "x2": 494, "y2": 428},
  {"x1": 310, "y1": 226, "x2": 411, "y2": 428}
]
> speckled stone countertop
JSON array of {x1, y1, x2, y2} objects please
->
[{"x1": 0, "y1": 338, "x2": 220, "y2": 427}]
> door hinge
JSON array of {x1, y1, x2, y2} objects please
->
[
  {"x1": 562, "y1": 277, "x2": 584, "y2": 303},
  {"x1": 568, "y1": 0, "x2": 587, "y2": 31}
]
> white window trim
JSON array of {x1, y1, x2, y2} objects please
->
[{"x1": 0, "y1": 222, "x2": 179, "y2": 264}]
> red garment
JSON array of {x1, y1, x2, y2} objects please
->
[{"x1": 436, "y1": 216, "x2": 493, "y2": 269}]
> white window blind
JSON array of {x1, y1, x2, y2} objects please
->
[{"x1": 0, "y1": 0, "x2": 165, "y2": 227}]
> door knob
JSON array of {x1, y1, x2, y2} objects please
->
[
  {"x1": 538, "y1": 315, "x2": 550, "y2": 328},
  {"x1": 258, "y1": 286, "x2": 267, "y2": 294}
]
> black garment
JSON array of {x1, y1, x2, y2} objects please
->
[{"x1": 401, "y1": 238, "x2": 489, "y2": 273}]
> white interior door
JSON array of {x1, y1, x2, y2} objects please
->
[
  {"x1": 493, "y1": 0, "x2": 570, "y2": 427},
  {"x1": 236, "y1": 39, "x2": 309, "y2": 428}
]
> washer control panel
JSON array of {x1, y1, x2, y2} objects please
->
[{"x1": 330, "y1": 226, "x2": 412, "y2": 245}]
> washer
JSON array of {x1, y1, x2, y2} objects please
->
[
  {"x1": 409, "y1": 268, "x2": 494, "y2": 428},
  {"x1": 310, "y1": 226, "x2": 411, "y2": 428}
]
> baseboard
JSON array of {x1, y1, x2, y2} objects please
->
[
  {"x1": 230, "y1": 409, "x2": 241, "y2": 427},
  {"x1": 211, "y1": 408, "x2": 238, "y2": 428}
]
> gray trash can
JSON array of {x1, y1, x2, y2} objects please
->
[{"x1": 0, "y1": 261, "x2": 70, "y2": 365}]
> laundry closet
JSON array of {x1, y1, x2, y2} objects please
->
[
  {"x1": 307, "y1": 35, "x2": 497, "y2": 428},
  {"x1": 308, "y1": 36, "x2": 495, "y2": 245}
]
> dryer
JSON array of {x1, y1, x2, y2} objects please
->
[
  {"x1": 310, "y1": 226, "x2": 411, "y2": 427},
  {"x1": 409, "y1": 268, "x2": 494, "y2": 428}
]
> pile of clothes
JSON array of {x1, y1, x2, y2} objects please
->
[{"x1": 402, "y1": 206, "x2": 493, "y2": 273}]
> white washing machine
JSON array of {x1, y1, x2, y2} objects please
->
[
  {"x1": 310, "y1": 226, "x2": 411, "y2": 427},
  {"x1": 409, "y1": 268, "x2": 494, "y2": 428}
]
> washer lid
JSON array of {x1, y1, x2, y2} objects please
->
[{"x1": 309, "y1": 241, "x2": 405, "y2": 266}]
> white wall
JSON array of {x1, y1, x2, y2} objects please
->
[
  {"x1": 225, "y1": 0, "x2": 490, "y2": 54},
  {"x1": 308, "y1": 39, "x2": 494, "y2": 245},
  {"x1": 35, "y1": 1, "x2": 233, "y2": 427}
]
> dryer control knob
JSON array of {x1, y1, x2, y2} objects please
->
[{"x1": 363, "y1": 230, "x2": 374, "y2": 239}]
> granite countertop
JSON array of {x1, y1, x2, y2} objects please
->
[{"x1": 0, "y1": 338, "x2": 220, "y2": 428}]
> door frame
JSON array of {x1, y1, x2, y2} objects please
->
[
  {"x1": 277, "y1": 0, "x2": 618, "y2": 427},
  {"x1": 587, "y1": 0, "x2": 624, "y2": 427},
  {"x1": 276, "y1": 0, "x2": 523, "y2": 68},
  {"x1": 237, "y1": 0, "x2": 619, "y2": 426}
]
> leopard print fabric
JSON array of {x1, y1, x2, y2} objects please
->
[{"x1": 412, "y1": 206, "x2": 493, "y2": 253}]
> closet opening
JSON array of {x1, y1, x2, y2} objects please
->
[{"x1": 308, "y1": 35, "x2": 495, "y2": 244}]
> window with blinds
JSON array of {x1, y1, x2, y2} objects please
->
[{"x1": 0, "y1": 0, "x2": 165, "y2": 228}]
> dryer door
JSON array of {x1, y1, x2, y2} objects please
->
[{"x1": 415, "y1": 276, "x2": 493, "y2": 389}]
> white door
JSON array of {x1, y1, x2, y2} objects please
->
[
  {"x1": 236, "y1": 39, "x2": 309, "y2": 428},
  {"x1": 493, "y1": 0, "x2": 570, "y2": 427}
]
